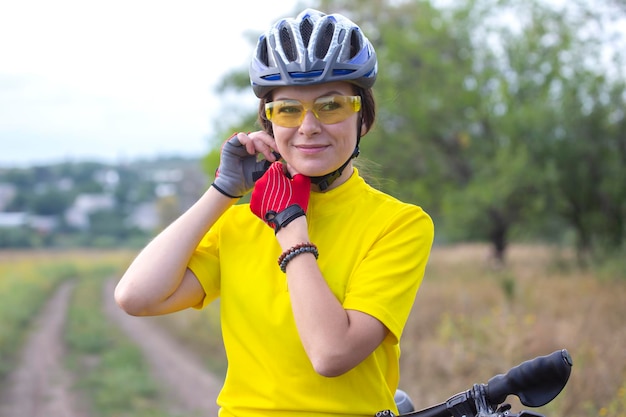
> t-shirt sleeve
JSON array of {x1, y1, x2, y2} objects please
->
[
  {"x1": 342, "y1": 204, "x2": 434, "y2": 344},
  {"x1": 187, "y1": 217, "x2": 223, "y2": 310}
]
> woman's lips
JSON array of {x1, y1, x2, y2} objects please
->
[{"x1": 295, "y1": 144, "x2": 329, "y2": 154}]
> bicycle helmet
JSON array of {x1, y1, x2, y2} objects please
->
[{"x1": 249, "y1": 8, "x2": 378, "y2": 98}]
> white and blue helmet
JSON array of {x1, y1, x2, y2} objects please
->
[{"x1": 250, "y1": 9, "x2": 378, "y2": 98}]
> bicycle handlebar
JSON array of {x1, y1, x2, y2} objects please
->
[
  {"x1": 384, "y1": 349, "x2": 572, "y2": 417},
  {"x1": 487, "y1": 349, "x2": 573, "y2": 407}
]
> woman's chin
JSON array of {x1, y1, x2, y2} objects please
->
[
  {"x1": 287, "y1": 161, "x2": 343, "y2": 178},
  {"x1": 296, "y1": 168, "x2": 333, "y2": 178}
]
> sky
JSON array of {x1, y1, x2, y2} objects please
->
[{"x1": 0, "y1": 0, "x2": 302, "y2": 167}]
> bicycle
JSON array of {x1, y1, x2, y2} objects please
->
[{"x1": 378, "y1": 349, "x2": 573, "y2": 417}]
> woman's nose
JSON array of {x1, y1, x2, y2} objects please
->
[{"x1": 298, "y1": 110, "x2": 322, "y2": 135}]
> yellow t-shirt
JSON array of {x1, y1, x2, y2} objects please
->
[{"x1": 188, "y1": 169, "x2": 434, "y2": 417}]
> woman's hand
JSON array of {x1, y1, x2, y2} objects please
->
[
  {"x1": 211, "y1": 132, "x2": 279, "y2": 199},
  {"x1": 250, "y1": 161, "x2": 311, "y2": 233}
]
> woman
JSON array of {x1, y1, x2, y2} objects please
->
[{"x1": 115, "y1": 8, "x2": 434, "y2": 417}]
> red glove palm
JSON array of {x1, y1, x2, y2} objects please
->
[{"x1": 250, "y1": 162, "x2": 311, "y2": 233}]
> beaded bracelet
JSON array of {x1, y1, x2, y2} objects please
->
[{"x1": 278, "y1": 242, "x2": 319, "y2": 273}]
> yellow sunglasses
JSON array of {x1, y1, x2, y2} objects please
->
[{"x1": 265, "y1": 95, "x2": 361, "y2": 128}]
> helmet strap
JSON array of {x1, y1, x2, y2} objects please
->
[{"x1": 309, "y1": 146, "x2": 359, "y2": 191}]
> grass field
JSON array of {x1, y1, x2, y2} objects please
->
[
  {"x1": 399, "y1": 244, "x2": 626, "y2": 417},
  {"x1": 1, "y1": 244, "x2": 624, "y2": 417}
]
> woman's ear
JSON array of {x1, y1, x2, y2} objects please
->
[{"x1": 360, "y1": 119, "x2": 369, "y2": 137}]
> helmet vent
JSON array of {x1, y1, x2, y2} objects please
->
[
  {"x1": 315, "y1": 22, "x2": 335, "y2": 59},
  {"x1": 279, "y1": 26, "x2": 297, "y2": 62},
  {"x1": 349, "y1": 29, "x2": 361, "y2": 59},
  {"x1": 300, "y1": 18, "x2": 313, "y2": 48},
  {"x1": 257, "y1": 37, "x2": 269, "y2": 67}
]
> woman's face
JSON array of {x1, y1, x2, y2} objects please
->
[{"x1": 270, "y1": 82, "x2": 362, "y2": 188}]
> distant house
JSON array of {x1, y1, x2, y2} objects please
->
[
  {"x1": 29, "y1": 215, "x2": 58, "y2": 234},
  {"x1": 127, "y1": 201, "x2": 159, "y2": 232},
  {"x1": 65, "y1": 194, "x2": 115, "y2": 230},
  {"x1": 0, "y1": 183, "x2": 16, "y2": 211},
  {"x1": 0, "y1": 212, "x2": 57, "y2": 234},
  {"x1": 0, "y1": 212, "x2": 28, "y2": 228}
]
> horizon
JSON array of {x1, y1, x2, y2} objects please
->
[{"x1": 0, "y1": 149, "x2": 206, "y2": 169}]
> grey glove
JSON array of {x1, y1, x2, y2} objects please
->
[{"x1": 211, "y1": 134, "x2": 272, "y2": 198}]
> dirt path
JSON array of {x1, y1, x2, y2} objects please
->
[
  {"x1": 0, "y1": 281, "x2": 88, "y2": 417},
  {"x1": 0, "y1": 279, "x2": 222, "y2": 417},
  {"x1": 102, "y1": 279, "x2": 222, "y2": 416}
]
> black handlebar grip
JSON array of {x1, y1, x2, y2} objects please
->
[{"x1": 486, "y1": 349, "x2": 573, "y2": 408}]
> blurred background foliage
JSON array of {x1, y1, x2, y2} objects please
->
[{"x1": 205, "y1": 0, "x2": 626, "y2": 267}]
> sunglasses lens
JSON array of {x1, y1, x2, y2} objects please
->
[
  {"x1": 266, "y1": 100, "x2": 305, "y2": 128},
  {"x1": 313, "y1": 96, "x2": 361, "y2": 125},
  {"x1": 265, "y1": 96, "x2": 361, "y2": 127}
]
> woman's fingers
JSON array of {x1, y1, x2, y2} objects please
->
[{"x1": 236, "y1": 131, "x2": 278, "y2": 162}]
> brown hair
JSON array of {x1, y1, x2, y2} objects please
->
[{"x1": 257, "y1": 87, "x2": 376, "y2": 137}]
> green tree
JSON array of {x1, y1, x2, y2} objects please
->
[
  {"x1": 487, "y1": 0, "x2": 626, "y2": 260},
  {"x1": 30, "y1": 190, "x2": 73, "y2": 216}
]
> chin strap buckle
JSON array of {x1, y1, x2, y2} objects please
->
[{"x1": 309, "y1": 146, "x2": 359, "y2": 191}]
